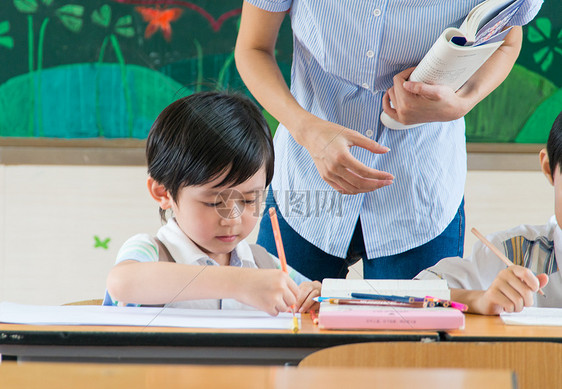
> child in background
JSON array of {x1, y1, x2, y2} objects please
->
[
  {"x1": 416, "y1": 111, "x2": 562, "y2": 315},
  {"x1": 104, "y1": 92, "x2": 320, "y2": 315}
]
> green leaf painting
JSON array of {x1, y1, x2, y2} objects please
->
[
  {"x1": 115, "y1": 15, "x2": 134, "y2": 38},
  {"x1": 0, "y1": 21, "x2": 14, "y2": 49},
  {"x1": 466, "y1": 65, "x2": 557, "y2": 143},
  {"x1": 516, "y1": 89, "x2": 562, "y2": 143},
  {"x1": 92, "y1": 4, "x2": 111, "y2": 28},
  {"x1": 13, "y1": 0, "x2": 38, "y2": 14},
  {"x1": 55, "y1": 5, "x2": 84, "y2": 33},
  {"x1": 528, "y1": 18, "x2": 562, "y2": 72}
]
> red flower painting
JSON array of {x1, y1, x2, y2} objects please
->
[{"x1": 135, "y1": 6, "x2": 183, "y2": 41}]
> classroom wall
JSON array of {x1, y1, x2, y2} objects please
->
[{"x1": 0, "y1": 164, "x2": 553, "y2": 304}]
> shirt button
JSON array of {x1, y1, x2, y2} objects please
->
[
  {"x1": 366, "y1": 129, "x2": 374, "y2": 137},
  {"x1": 373, "y1": 9, "x2": 381, "y2": 17},
  {"x1": 366, "y1": 50, "x2": 375, "y2": 58},
  {"x1": 362, "y1": 83, "x2": 369, "y2": 89}
]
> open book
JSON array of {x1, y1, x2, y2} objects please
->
[
  {"x1": 318, "y1": 279, "x2": 465, "y2": 330},
  {"x1": 380, "y1": 0, "x2": 526, "y2": 130}
]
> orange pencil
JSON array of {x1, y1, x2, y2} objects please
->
[
  {"x1": 471, "y1": 227, "x2": 546, "y2": 297},
  {"x1": 269, "y1": 207, "x2": 300, "y2": 333},
  {"x1": 309, "y1": 310, "x2": 319, "y2": 326}
]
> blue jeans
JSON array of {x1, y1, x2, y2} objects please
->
[{"x1": 257, "y1": 189, "x2": 465, "y2": 281}]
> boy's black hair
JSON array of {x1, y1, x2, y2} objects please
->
[
  {"x1": 146, "y1": 91, "x2": 274, "y2": 219},
  {"x1": 547, "y1": 111, "x2": 562, "y2": 177}
]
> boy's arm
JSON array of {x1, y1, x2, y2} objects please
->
[
  {"x1": 106, "y1": 260, "x2": 299, "y2": 316},
  {"x1": 451, "y1": 266, "x2": 549, "y2": 315}
]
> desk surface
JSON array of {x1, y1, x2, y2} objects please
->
[
  {"x1": 0, "y1": 314, "x2": 439, "y2": 364},
  {"x1": 446, "y1": 313, "x2": 562, "y2": 341},
  {"x1": 0, "y1": 363, "x2": 515, "y2": 389}
]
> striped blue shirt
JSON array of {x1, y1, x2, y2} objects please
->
[{"x1": 246, "y1": 0, "x2": 543, "y2": 258}]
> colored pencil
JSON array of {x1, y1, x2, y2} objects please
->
[
  {"x1": 471, "y1": 227, "x2": 546, "y2": 297},
  {"x1": 269, "y1": 207, "x2": 299, "y2": 333},
  {"x1": 425, "y1": 296, "x2": 468, "y2": 312},
  {"x1": 309, "y1": 310, "x2": 319, "y2": 325},
  {"x1": 351, "y1": 292, "x2": 425, "y2": 303},
  {"x1": 327, "y1": 298, "x2": 425, "y2": 308}
]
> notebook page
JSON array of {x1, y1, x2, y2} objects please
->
[{"x1": 501, "y1": 307, "x2": 562, "y2": 326}]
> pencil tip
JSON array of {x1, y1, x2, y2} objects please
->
[{"x1": 292, "y1": 316, "x2": 299, "y2": 333}]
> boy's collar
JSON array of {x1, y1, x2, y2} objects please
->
[
  {"x1": 156, "y1": 218, "x2": 256, "y2": 266},
  {"x1": 551, "y1": 216, "x2": 562, "y2": 264}
]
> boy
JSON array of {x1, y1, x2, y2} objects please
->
[
  {"x1": 416, "y1": 112, "x2": 561, "y2": 315},
  {"x1": 104, "y1": 92, "x2": 320, "y2": 315}
]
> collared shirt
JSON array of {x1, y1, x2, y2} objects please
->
[
  {"x1": 415, "y1": 216, "x2": 562, "y2": 308},
  {"x1": 245, "y1": 0, "x2": 543, "y2": 258},
  {"x1": 103, "y1": 218, "x2": 310, "y2": 309}
]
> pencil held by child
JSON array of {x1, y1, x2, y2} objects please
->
[
  {"x1": 269, "y1": 207, "x2": 299, "y2": 333},
  {"x1": 471, "y1": 228, "x2": 546, "y2": 297}
]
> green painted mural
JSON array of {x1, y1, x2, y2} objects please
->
[{"x1": 0, "y1": 0, "x2": 560, "y2": 143}]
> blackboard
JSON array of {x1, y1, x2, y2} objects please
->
[{"x1": 0, "y1": 0, "x2": 560, "y2": 144}]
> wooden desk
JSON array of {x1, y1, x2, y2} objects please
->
[
  {"x1": 445, "y1": 313, "x2": 562, "y2": 342},
  {"x1": 0, "y1": 314, "x2": 439, "y2": 365},
  {"x1": 0, "y1": 363, "x2": 516, "y2": 389}
]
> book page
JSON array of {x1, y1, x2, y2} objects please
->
[
  {"x1": 321, "y1": 278, "x2": 450, "y2": 300},
  {"x1": 409, "y1": 28, "x2": 503, "y2": 91},
  {"x1": 461, "y1": 0, "x2": 515, "y2": 39},
  {"x1": 474, "y1": 0, "x2": 523, "y2": 45}
]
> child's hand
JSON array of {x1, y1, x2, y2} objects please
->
[
  {"x1": 235, "y1": 269, "x2": 300, "y2": 316},
  {"x1": 295, "y1": 281, "x2": 322, "y2": 313},
  {"x1": 476, "y1": 265, "x2": 549, "y2": 315}
]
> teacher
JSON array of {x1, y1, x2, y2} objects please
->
[{"x1": 234, "y1": 0, "x2": 543, "y2": 281}]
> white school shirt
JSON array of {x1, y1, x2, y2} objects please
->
[
  {"x1": 245, "y1": 0, "x2": 543, "y2": 258},
  {"x1": 103, "y1": 218, "x2": 310, "y2": 309},
  {"x1": 415, "y1": 216, "x2": 562, "y2": 307}
]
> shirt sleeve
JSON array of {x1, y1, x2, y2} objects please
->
[
  {"x1": 266, "y1": 253, "x2": 312, "y2": 285},
  {"x1": 103, "y1": 234, "x2": 159, "y2": 307},
  {"x1": 243, "y1": 0, "x2": 292, "y2": 13},
  {"x1": 414, "y1": 239, "x2": 508, "y2": 291},
  {"x1": 115, "y1": 234, "x2": 159, "y2": 265},
  {"x1": 509, "y1": 0, "x2": 543, "y2": 26}
]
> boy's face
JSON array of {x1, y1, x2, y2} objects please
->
[
  {"x1": 168, "y1": 168, "x2": 266, "y2": 265},
  {"x1": 552, "y1": 168, "x2": 562, "y2": 229}
]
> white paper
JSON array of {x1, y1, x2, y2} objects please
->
[
  {"x1": 0, "y1": 302, "x2": 299, "y2": 330},
  {"x1": 321, "y1": 278, "x2": 450, "y2": 300},
  {"x1": 500, "y1": 307, "x2": 562, "y2": 326}
]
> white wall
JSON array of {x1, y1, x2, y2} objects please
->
[{"x1": 0, "y1": 165, "x2": 554, "y2": 304}]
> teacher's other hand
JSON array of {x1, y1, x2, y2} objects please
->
[{"x1": 382, "y1": 67, "x2": 468, "y2": 126}]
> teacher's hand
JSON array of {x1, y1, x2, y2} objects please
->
[
  {"x1": 297, "y1": 116, "x2": 394, "y2": 195},
  {"x1": 382, "y1": 67, "x2": 468, "y2": 126}
]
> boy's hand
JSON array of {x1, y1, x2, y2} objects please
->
[
  {"x1": 475, "y1": 266, "x2": 549, "y2": 315},
  {"x1": 295, "y1": 281, "x2": 322, "y2": 313},
  {"x1": 235, "y1": 269, "x2": 299, "y2": 316}
]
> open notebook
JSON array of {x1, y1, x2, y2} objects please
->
[
  {"x1": 318, "y1": 279, "x2": 465, "y2": 330},
  {"x1": 501, "y1": 307, "x2": 562, "y2": 326},
  {"x1": 0, "y1": 302, "x2": 298, "y2": 330}
]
